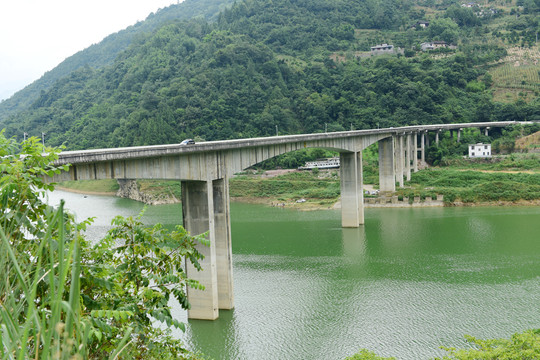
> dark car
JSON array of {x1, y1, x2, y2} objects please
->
[{"x1": 180, "y1": 139, "x2": 195, "y2": 145}]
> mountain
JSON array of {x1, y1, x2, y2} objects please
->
[
  {"x1": 0, "y1": 0, "x2": 235, "y2": 125},
  {"x1": 1, "y1": 0, "x2": 539, "y2": 150}
]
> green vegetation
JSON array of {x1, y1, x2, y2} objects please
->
[
  {"x1": 345, "y1": 349, "x2": 396, "y2": 360},
  {"x1": 346, "y1": 329, "x2": 540, "y2": 359},
  {"x1": 58, "y1": 179, "x2": 120, "y2": 193},
  {"x1": 0, "y1": 132, "x2": 205, "y2": 358},
  {"x1": 0, "y1": 0, "x2": 538, "y2": 150},
  {"x1": 0, "y1": 0, "x2": 235, "y2": 125},
  {"x1": 230, "y1": 170, "x2": 340, "y2": 206},
  {"x1": 436, "y1": 329, "x2": 540, "y2": 360},
  {"x1": 397, "y1": 167, "x2": 540, "y2": 203},
  {"x1": 137, "y1": 179, "x2": 183, "y2": 199},
  {"x1": 426, "y1": 124, "x2": 540, "y2": 165}
]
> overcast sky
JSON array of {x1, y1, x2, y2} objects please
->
[{"x1": 0, "y1": 0, "x2": 178, "y2": 101}]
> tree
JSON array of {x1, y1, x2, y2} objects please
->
[
  {"x1": 0, "y1": 131, "x2": 206, "y2": 359},
  {"x1": 428, "y1": 18, "x2": 460, "y2": 44}
]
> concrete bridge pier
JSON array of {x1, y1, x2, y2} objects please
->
[
  {"x1": 413, "y1": 132, "x2": 418, "y2": 172},
  {"x1": 435, "y1": 130, "x2": 440, "y2": 145},
  {"x1": 379, "y1": 137, "x2": 395, "y2": 192},
  {"x1": 182, "y1": 177, "x2": 234, "y2": 320},
  {"x1": 395, "y1": 135, "x2": 404, "y2": 188},
  {"x1": 405, "y1": 134, "x2": 412, "y2": 181},
  {"x1": 420, "y1": 132, "x2": 425, "y2": 163},
  {"x1": 340, "y1": 151, "x2": 364, "y2": 227}
]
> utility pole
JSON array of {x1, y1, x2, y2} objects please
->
[
  {"x1": 325, "y1": 123, "x2": 327, "y2": 133},
  {"x1": 41, "y1": 132, "x2": 45, "y2": 147},
  {"x1": 275, "y1": 125, "x2": 278, "y2": 136},
  {"x1": 23, "y1": 132, "x2": 28, "y2": 141}
]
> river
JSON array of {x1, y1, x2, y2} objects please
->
[{"x1": 47, "y1": 190, "x2": 540, "y2": 360}]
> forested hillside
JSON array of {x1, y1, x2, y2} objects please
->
[
  {"x1": 0, "y1": 0, "x2": 234, "y2": 124},
  {"x1": 1, "y1": 0, "x2": 538, "y2": 150}
]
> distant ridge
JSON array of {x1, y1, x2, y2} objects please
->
[
  {"x1": 1, "y1": 0, "x2": 538, "y2": 150},
  {"x1": 0, "y1": 0, "x2": 234, "y2": 124}
]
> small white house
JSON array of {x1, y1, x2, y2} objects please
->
[{"x1": 469, "y1": 143, "x2": 491, "y2": 158}]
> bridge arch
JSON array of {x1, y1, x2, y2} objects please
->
[
  {"x1": 223, "y1": 132, "x2": 391, "y2": 176},
  {"x1": 50, "y1": 121, "x2": 524, "y2": 321}
]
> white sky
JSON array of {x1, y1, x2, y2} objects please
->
[{"x1": 0, "y1": 0, "x2": 178, "y2": 101}]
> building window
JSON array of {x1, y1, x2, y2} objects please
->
[{"x1": 472, "y1": 152, "x2": 475, "y2": 156}]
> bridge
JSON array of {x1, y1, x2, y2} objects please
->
[{"x1": 51, "y1": 121, "x2": 525, "y2": 320}]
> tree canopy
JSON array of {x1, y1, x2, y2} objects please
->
[{"x1": 0, "y1": 0, "x2": 538, "y2": 150}]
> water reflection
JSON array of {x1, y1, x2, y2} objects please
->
[{"x1": 48, "y1": 191, "x2": 540, "y2": 360}]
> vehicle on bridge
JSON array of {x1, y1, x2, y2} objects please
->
[{"x1": 180, "y1": 139, "x2": 195, "y2": 145}]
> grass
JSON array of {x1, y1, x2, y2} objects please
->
[
  {"x1": 0, "y1": 202, "x2": 130, "y2": 359},
  {"x1": 396, "y1": 167, "x2": 540, "y2": 203},
  {"x1": 59, "y1": 179, "x2": 119, "y2": 193},
  {"x1": 230, "y1": 170, "x2": 341, "y2": 205},
  {"x1": 441, "y1": 153, "x2": 540, "y2": 171},
  {"x1": 137, "y1": 179, "x2": 182, "y2": 199}
]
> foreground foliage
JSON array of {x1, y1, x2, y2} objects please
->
[
  {"x1": 0, "y1": 132, "x2": 205, "y2": 358},
  {"x1": 436, "y1": 329, "x2": 540, "y2": 360},
  {"x1": 347, "y1": 329, "x2": 540, "y2": 359}
]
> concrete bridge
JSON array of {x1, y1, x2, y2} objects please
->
[{"x1": 51, "y1": 121, "x2": 523, "y2": 320}]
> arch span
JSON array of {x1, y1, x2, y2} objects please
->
[{"x1": 50, "y1": 121, "x2": 526, "y2": 320}]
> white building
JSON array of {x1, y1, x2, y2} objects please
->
[
  {"x1": 469, "y1": 143, "x2": 491, "y2": 158},
  {"x1": 299, "y1": 157, "x2": 340, "y2": 170}
]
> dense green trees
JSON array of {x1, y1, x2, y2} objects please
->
[
  {"x1": 0, "y1": 0, "x2": 538, "y2": 150},
  {"x1": 0, "y1": 132, "x2": 205, "y2": 358}
]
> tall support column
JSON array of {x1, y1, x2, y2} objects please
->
[
  {"x1": 395, "y1": 135, "x2": 404, "y2": 188},
  {"x1": 405, "y1": 134, "x2": 412, "y2": 181},
  {"x1": 213, "y1": 178, "x2": 234, "y2": 310},
  {"x1": 413, "y1": 132, "x2": 418, "y2": 172},
  {"x1": 182, "y1": 180, "x2": 219, "y2": 320},
  {"x1": 340, "y1": 151, "x2": 364, "y2": 227},
  {"x1": 357, "y1": 152, "x2": 364, "y2": 226},
  {"x1": 420, "y1": 131, "x2": 425, "y2": 163},
  {"x1": 484, "y1": 127, "x2": 490, "y2": 136},
  {"x1": 457, "y1": 128, "x2": 462, "y2": 142},
  {"x1": 379, "y1": 137, "x2": 395, "y2": 192},
  {"x1": 425, "y1": 131, "x2": 430, "y2": 148},
  {"x1": 435, "y1": 130, "x2": 440, "y2": 146}
]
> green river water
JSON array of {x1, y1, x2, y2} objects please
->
[{"x1": 48, "y1": 190, "x2": 540, "y2": 360}]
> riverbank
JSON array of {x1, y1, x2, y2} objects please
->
[
  {"x1": 55, "y1": 185, "x2": 116, "y2": 196},
  {"x1": 56, "y1": 153, "x2": 540, "y2": 209},
  {"x1": 56, "y1": 172, "x2": 540, "y2": 211}
]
